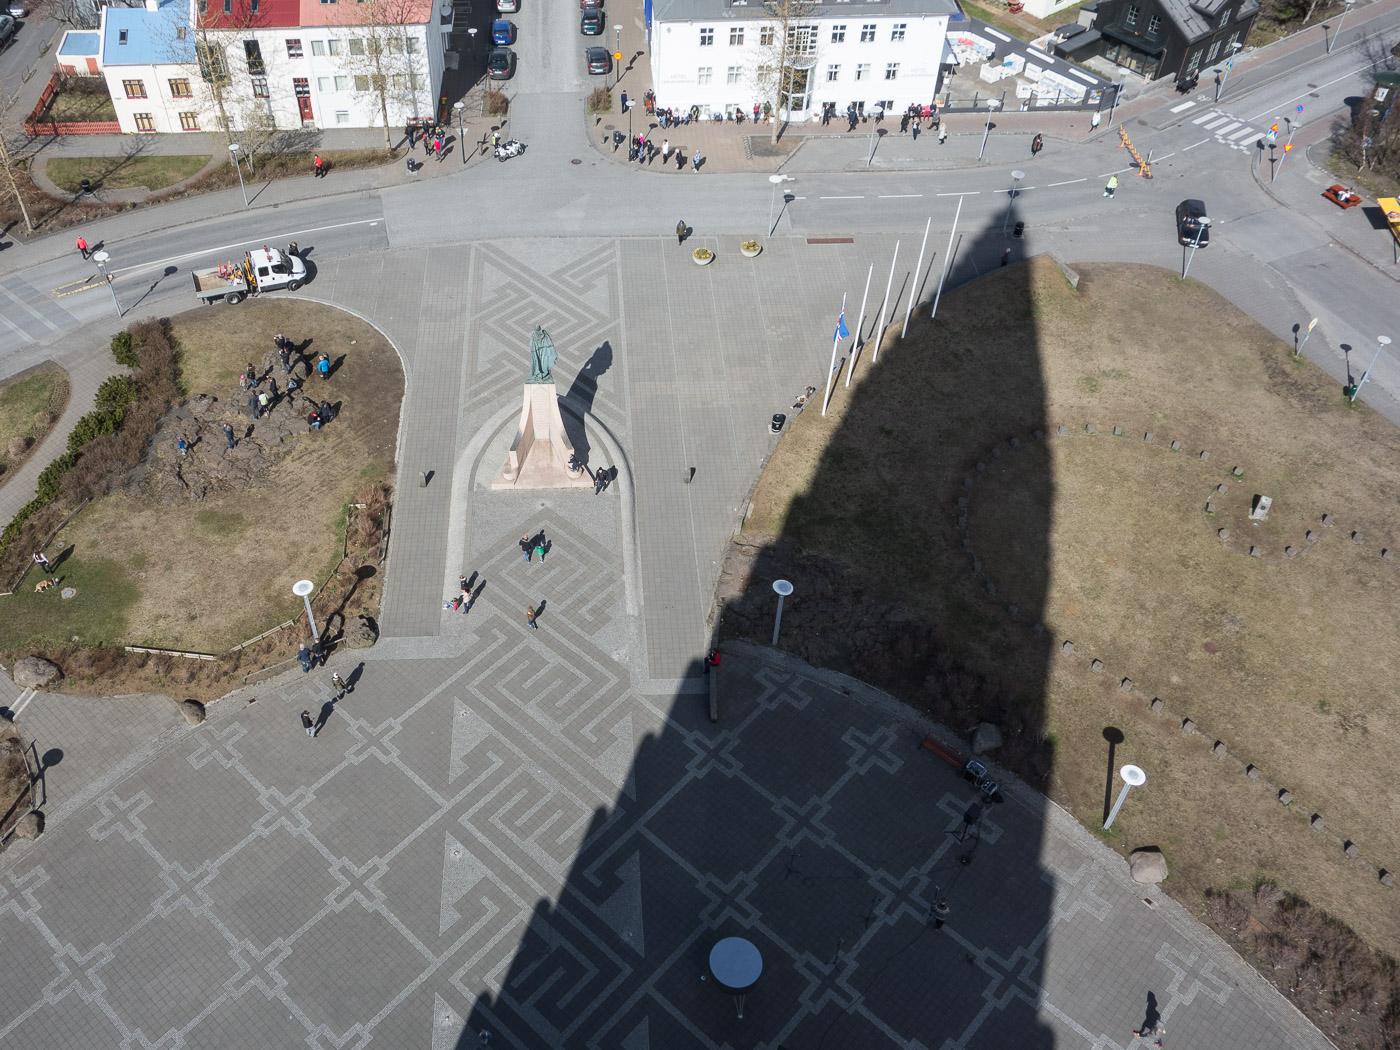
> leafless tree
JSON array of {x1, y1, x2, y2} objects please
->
[
  {"x1": 0, "y1": 92, "x2": 36, "y2": 233},
  {"x1": 753, "y1": 0, "x2": 819, "y2": 144},
  {"x1": 344, "y1": 0, "x2": 430, "y2": 149}
]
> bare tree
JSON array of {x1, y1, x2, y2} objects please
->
[
  {"x1": 753, "y1": 0, "x2": 819, "y2": 144},
  {"x1": 0, "y1": 91, "x2": 36, "y2": 233},
  {"x1": 344, "y1": 0, "x2": 430, "y2": 149}
]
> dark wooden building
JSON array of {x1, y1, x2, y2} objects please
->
[{"x1": 1060, "y1": 0, "x2": 1259, "y2": 87}]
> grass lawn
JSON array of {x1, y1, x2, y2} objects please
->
[
  {"x1": 736, "y1": 257, "x2": 1400, "y2": 959},
  {"x1": 18, "y1": 299, "x2": 401, "y2": 654},
  {"x1": 42, "y1": 87, "x2": 118, "y2": 123},
  {"x1": 0, "y1": 557, "x2": 136, "y2": 651},
  {"x1": 0, "y1": 364, "x2": 69, "y2": 486},
  {"x1": 46, "y1": 155, "x2": 210, "y2": 194}
]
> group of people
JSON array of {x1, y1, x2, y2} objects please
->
[
  {"x1": 239, "y1": 334, "x2": 336, "y2": 429},
  {"x1": 624, "y1": 133, "x2": 701, "y2": 171}
]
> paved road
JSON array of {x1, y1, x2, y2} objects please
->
[{"x1": 0, "y1": 9, "x2": 1394, "y2": 1048}]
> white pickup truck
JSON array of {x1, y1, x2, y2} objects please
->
[{"x1": 192, "y1": 247, "x2": 306, "y2": 305}]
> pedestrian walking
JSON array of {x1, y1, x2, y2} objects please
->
[
  {"x1": 1091, "y1": 110, "x2": 1102, "y2": 132},
  {"x1": 1132, "y1": 1024, "x2": 1165, "y2": 1049},
  {"x1": 676, "y1": 150, "x2": 686, "y2": 171},
  {"x1": 753, "y1": 102, "x2": 761, "y2": 124},
  {"x1": 177, "y1": 437, "x2": 188, "y2": 456},
  {"x1": 521, "y1": 535, "x2": 533, "y2": 562},
  {"x1": 620, "y1": 90, "x2": 628, "y2": 112},
  {"x1": 899, "y1": 112, "x2": 910, "y2": 134},
  {"x1": 912, "y1": 119, "x2": 920, "y2": 142},
  {"x1": 222, "y1": 422, "x2": 236, "y2": 448},
  {"x1": 314, "y1": 155, "x2": 325, "y2": 178},
  {"x1": 1031, "y1": 133, "x2": 1043, "y2": 157},
  {"x1": 248, "y1": 392, "x2": 260, "y2": 419},
  {"x1": 331, "y1": 672, "x2": 347, "y2": 698},
  {"x1": 847, "y1": 104, "x2": 857, "y2": 132},
  {"x1": 676, "y1": 219, "x2": 687, "y2": 246},
  {"x1": 526, "y1": 605, "x2": 538, "y2": 630},
  {"x1": 32, "y1": 551, "x2": 53, "y2": 575},
  {"x1": 405, "y1": 122, "x2": 416, "y2": 148},
  {"x1": 1001, "y1": 248, "x2": 1011, "y2": 267},
  {"x1": 77, "y1": 236, "x2": 90, "y2": 260},
  {"x1": 533, "y1": 536, "x2": 546, "y2": 562},
  {"x1": 938, "y1": 124, "x2": 948, "y2": 144},
  {"x1": 594, "y1": 467, "x2": 608, "y2": 494},
  {"x1": 661, "y1": 139, "x2": 670, "y2": 163},
  {"x1": 298, "y1": 643, "x2": 312, "y2": 672},
  {"x1": 1103, "y1": 174, "x2": 1118, "y2": 198},
  {"x1": 692, "y1": 150, "x2": 701, "y2": 172},
  {"x1": 301, "y1": 710, "x2": 315, "y2": 736},
  {"x1": 932, "y1": 898, "x2": 950, "y2": 929},
  {"x1": 316, "y1": 353, "x2": 331, "y2": 380}
]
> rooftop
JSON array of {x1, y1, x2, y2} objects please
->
[
  {"x1": 653, "y1": 0, "x2": 958, "y2": 22},
  {"x1": 58, "y1": 30, "x2": 101, "y2": 56},
  {"x1": 100, "y1": 0, "x2": 193, "y2": 67}
]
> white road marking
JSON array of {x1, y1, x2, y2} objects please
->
[
  {"x1": 11, "y1": 688, "x2": 37, "y2": 718},
  {"x1": 1228, "y1": 127, "x2": 1258, "y2": 142},
  {"x1": 820, "y1": 195, "x2": 865, "y2": 200},
  {"x1": 878, "y1": 194, "x2": 923, "y2": 198},
  {"x1": 1191, "y1": 112, "x2": 1217, "y2": 124},
  {"x1": 1183, "y1": 138, "x2": 1211, "y2": 150},
  {"x1": 936, "y1": 190, "x2": 979, "y2": 196},
  {"x1": 1047, "y1": 178, "x2": 1087, "y2": 186},
  {"x1": 1214, "y1": 121, "x2": 1242, "y2": 135},
  {"x1": 1202, "y1": 116, "x2": 1233, "y2": 130},
  {"x1": 1170, "y1": 100, "x2": 1198, "y2": 113},
  {"x1": 1246, "y1": 66, "x2": 1366, "y2": 122}
]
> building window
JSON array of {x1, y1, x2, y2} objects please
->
[
  {"x1": 349, "y1": 38, "x2": 364, "y2": 55},
  {"x1": 1125, "y1": 4, "x2": 1138, "y2": 26},
  {"x1": 891, "y1": 22, "x2": 906, "y2": 41},
  {"x1": 168, "y1": 77, "x2": 192, "y2": 97},
  {"x1": 727, "y1": 65, "x2": 741, "y2": 83},
  {"x1": 855, "y1": 63, "x2": 869, "y2": 80},
  {"x1": 760, "y1": 26, "x2": 774, "y2": 46},
  {"x1": 699, "y1": 27, "x2": 714, "y2": 45},
  {"x1": 729, "y1": 27, "x2": 743, "y2": 45},
  {"x1": 118, "y1": 28, "x2": 128, "y2": 43},
  {"x1": 697, "y1": 66, "x2": 712, "y2": 84},
  {"x1": 134, "y1": 112, "x2": 155, "y2": 130},
  {"x1": 860, "y1": 23, "x2": 875, "y2": 42},
  {"x1": 252, "y1": 75, "x2": 269, "y2": 97},
  {"x1": 311, "y1": 39, "x2": 325, "y2": 55},
  {"x1": 885, "y1": 62, "x2": 898, "y2": 79},
  {"x1": 122, "y1": 79, "x2": 147, "y2": 98},
  {"x1": 831, "y1": 24, "x2": 845, "y2": 42},
  {"x1": 1206, "y1": 39, "x2": 1221, "y2": 61},
  {"x1": 406, "y1": 37, "x2": 419, "y2": 53},
  {"x1": 336, "y1": 110, "x2": 350, "y2": 123},
  {"x1": 286, "y1": 39, "x2": 303, "y2": 58},
  {"x1": 244, "y1": 40, "x2": 265, "y2": 75},
  {"x1": 180, "y1": 112, "x2": 200, "y2": 130},
  {"x1": 409, "y1": 72, "x2": 423, "y2": 89},
  {"x1": 317, "y1": 76, "x2": 331, "y2": 90},
  {"x1": 1146, "y1": 13, "x2": 1160, "y2": 34},
  {"x1": 223, "y1": 0, "x2": 231, "y2": 12},
  {"x1": 826, "y1": 63, "x2": 839, "y2": 80},
  {"x1": 197, "y1": 43, "x2": 228, "y2": 84},
  {"x1": 354, "y1": 74, "x2": 370, "y2": 90},
  {"x1": 335, "y1": 74, "x2": 350, "y2": 90},
  {"x1": 251, "y1": 0, "x2": 258, "y2": 11},
  {"x1": 329, "y1": 39, "x2": 343, "y2": 55},
  {"x1": 1219, "y1": 7, "x2": 1231, "y2": 25}
]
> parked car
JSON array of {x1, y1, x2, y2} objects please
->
[
  {"x1": 495, "y1": 0, "x2": 518, "y2": 12},
  {"x1": 1175, "y1": 198, "x2": 1209, "y2": 246},
  {"x1": 585, "y1": 46, "x2": 611, "y2": 75},
  {"x1": 6, "y1": 3, "x2": 27, "y2": 17},
  {"x1": 580, "y1": 7, "x2": 604, "y2": 34},
  {"x1": 491, "y1": 18, "x2": 515, "y2": 45},
  {"x1": 0, "y1": 13, "x2": 16, "y2": 43},
  {"x1": 487, "y1": 47, "x2": 517, "y2": 80},
  {"x1": 580, "y1": 0, "x2": 601, "y2": 9}
]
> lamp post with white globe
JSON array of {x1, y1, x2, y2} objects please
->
[
  {"x1": 294, "y1": 579, "x2": 320, "y2": 644},
  {"x1": 1103, "y1": 764, "x2": 1146, "y2": 830}
]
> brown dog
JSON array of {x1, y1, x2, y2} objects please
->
[{"x1": 34, "y1": 578, "x2": 57, "y2": 592}]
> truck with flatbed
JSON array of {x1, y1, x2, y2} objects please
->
[{"x1": 192, "y1": 247, "x2": 306, "y2": 305}]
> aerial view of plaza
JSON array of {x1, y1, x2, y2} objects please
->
[{"x1": 0, "y1": 0, "x2": 1398, "y2": 1045}]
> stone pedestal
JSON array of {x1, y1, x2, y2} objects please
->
[{"x1": 492, "y1": 383, "x2": 593, "y2": 490}]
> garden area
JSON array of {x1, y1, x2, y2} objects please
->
[
  {"x1": 0, "y1": 364, "x2": 69, "y2": 486},
  {"x1": 0, "y1": 300, "x2": 401, "y2": 697},
  {"x1": 718, "y1": 257, "x2": 1400, "y2": 1048},
  {"x1": 46, "y1": 155, "x2": 210, "y2": 194}
]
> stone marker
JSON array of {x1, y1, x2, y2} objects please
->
[
  {"x1": 1212, "y1": 740, "x2": 1227, "y2": 758},
  {"x1": 13, "y1": 657, "x2": 61, "y2": 689},
  {"x1": 1170, "y1": 440, "x2": 1181, "y2": 451},
  {"x1": 1246, "y1": 765, "x2": 1260, "y2": 779},
  {"x1": 1129, "y1": 849, "x2": 1168, "y2": 884},
  {"x1": 1032, "y1": 429, "x2": 1044, "y2": 440},
  {"x1": 1090, "y1": 659, "x2": 1103, "y2": 672},
  {"x1": 1352, "y1": 531, "x2": 1364, "y2": 544},
  {"x1": 1120, "y1": 678, "x2": 1133, "y2": 691},
  {"x1": 1113, "y1": 425, "x2": 1123, "y2": 436},
  {"x1": 1144, "y1": 432, "x2": 1154, "y2": 443},
  {"x1": 1232, "y1": 466, "x2": 1244, "y2": 477},
  {"x1": 1086, "y1": 423, "x2": 1096, "y2": 435},
  {"x1": 1205, "y1": 501, "x2": 1215, "y2": 513},
  {"x1": 1217, "y1": 483, "x2": 1228, "y2": 494},
  {"x1": 1278, "y1": 789, "x2": 1292, "y2": 805},
  {"x1": 1010, "y1": 437, "x2": 1021, "y2": 449},
  {"x1": 1249, "y1": 494, "x2": 1272, "y2": 520},
  {"x1": 1200, "y1": 450, "x2": 1210, "y2": 461},
  {"x1": 1250, "y1": 546, "x2": 1261, "y2": 557},
  {"x1": 1306, "y1": 530, "x2": 1318, "y2": 543},
  {"x1": 975, "y1": 461, "x2": 985, "y2": 472},
  {"x1": 1322, "y1": 513, "x2": 1334, "y2": 526},
  {"x1": 1218, "y1": 528, "x2": 1229, "y2": 539},
  {"x1": 1285, "y1": 546, "x2": 1297, "y2": 558},
  {"x1": 1182, "y1": 719, "x2": 1196, "y2": 735},
  {"x1": 990, "y1": 445, "x2": 1001, "y2": 458},
  {"x1": 1062, "y1": 640, "x2": 1075, "y2": 654},
  {"x1": 1344, "y1": 841, "x2": 1359, "y2": 858},
  {"x1": 1382, "y1": 870, "x2": 1395, "y2": 887},
  {"x1": 1149, "y1": 698, "x2": 1164, "y2": 713},
  {"x1": 1057, "y1": 425, "x2": 1067, "y2": 436},
  {"x1": 1310, "y1": 814, "x2": 1325, "y2": 830}
]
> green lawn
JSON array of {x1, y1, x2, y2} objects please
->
[
  {"x1": 0, "y1": 365, "x2": 69, "y2": 484},
  {"x1": 47, "y1": 155, "x2": 209, "y2": 193},
  {"x1": 43, "y1": 89, "x2": 118, "y2": 123},
  {"x1": 0, "y1": 556, "x2": 136, "y2": 651}
]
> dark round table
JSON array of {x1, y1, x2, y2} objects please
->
[{"x1": 709, "y1": 936, "x2": 763, "y2": 1018}]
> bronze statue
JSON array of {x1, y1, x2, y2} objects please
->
[{"x1": 528, "y1": 325, "x2": 557, "y2": 384}]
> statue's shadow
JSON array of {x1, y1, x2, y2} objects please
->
[{"x1": 562, "y1": 340, "x2": 613, "y2": 466}]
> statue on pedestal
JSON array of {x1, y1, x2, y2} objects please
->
[{"x1": 493, "y1": 326, "x2": 593, "y2": 490}]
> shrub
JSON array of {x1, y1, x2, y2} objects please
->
[
  {"x1": 111, "y1": 330, "x2": 138, "y2": 368},
  {"x1": 485, "y1": 90, "x2": 510, "y2": 116},
  {"x1": 587, "y1": 88, "x2": 611, "y2": 114},
  {"x1": 95, "y1": 375, "x2": 137, "y2": 412}
]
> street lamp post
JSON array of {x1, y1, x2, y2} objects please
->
[
  {"x1": 865, "y1": 105, "x2": 884, "y2": 168},
  {"x1": 1182, "y1": 216, "x2": 1210, "y2": 278},
  {"x1": 1329, "y1": 0, "x2": 1355, "y2": 54},
  {"x1": 454, "y1": 100, "x2": 465, "y2": 164},
  {"x1": 1103, "y1": 764, "x2": 1146, "y2": 831},
  {"x1": 466, "y1": 27, "x2": 478, "y2": 75},
  {"x1": 611, "y1": 24, "x2": 622, "y2": 90},
  {"x1": 1214, "y1": 42, "x2": 1243, "y2": 101},
  {"x1": 293, "y1": 579, "x2": 320, "y2": 643},
  {"x1": 771, "y1": 579, "x2": 793, "y2": 646},
  {"x1": 91, "y1": 250, "x2": 123, "y2": 318},
  {"x1": 1002, "y1": 170, "x2": 1024, "y2": 235},
  {"x1": 978, "y1": 98, "x2": 1001, "y2": 160},
  {"x1": 1350, "y1": 335, "x2": 1392, "y2": 403},
  {"x1": 767, "y1": 173, "x2": 794, "y2": 238},
  {"x1": 228, "y1": 143, "x2": 247, "y2": 207}
]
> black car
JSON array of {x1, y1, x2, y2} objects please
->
[
  {"x1": 580, "y1": 8, "x2": 604, "y2": 34},
  {"x1": 585, "y1": 46, "x2": 612, "y2": 75},
  {"x1": 1176, "y1": 199, "x2": 1209, "y2": 246},
  {"x1": 487, "y1": 47, "x2": 517, "y2": 80}
]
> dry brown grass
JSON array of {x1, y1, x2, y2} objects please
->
[
  {"x1": 55, "y1": 299, "x2": 402, "y2": 652},
  {"x1": 0, "y1": 363, "x2": 69, "y2": 486},
  {"x1": 738, "y1": 257, "x2": 1400, "y2": 959}
]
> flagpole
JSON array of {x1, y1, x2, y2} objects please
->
[
  {"x1": 846, "y1": 263, "x2": 874, "y2": 387},
  {"x1": 931, "y1": 197, "x2": 963, "y2": 320},
  {"x1": 821, "y1": 293, "x2": 847, "y2": 416},
  {"x1": 873, "y1": 242, "x2": 899, "y2": 364},
  {"x1": 902, "y1": 216, "x2": 931, "y2": 339}
]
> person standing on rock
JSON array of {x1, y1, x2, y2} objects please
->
[
  {"x1": 222, "y1": 423, "x2": 236, "y2": 449},
  {"x1": 248, "y1": 392, "x2": 261, "y2": 420},
  {"x1": 317, "y1": 353, "x2": 331, "y2": 381}
]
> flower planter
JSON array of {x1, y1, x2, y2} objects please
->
[
  {"x1": 740, "y1": 242, "x2": 762, "y2": 258},
  {"x1": 693, "y1": 250, "x2": 714, "y2": 266}
]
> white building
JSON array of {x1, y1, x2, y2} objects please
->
[
  {"x1": 97, "y1": 0, "x2": 448, "y2": 135},
  {"x1": 647, "y1": 0, "x2": 959, "y2": 123}
]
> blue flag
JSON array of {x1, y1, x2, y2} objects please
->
[{"x1": 835, "y1": 310, "x2": 849, "y2": 341}]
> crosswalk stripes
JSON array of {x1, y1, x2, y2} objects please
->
[{"x1": 1189, "y1": 109, "x2": 1261, "y2": 151}]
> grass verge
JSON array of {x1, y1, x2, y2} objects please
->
[
  {"x1": 0, "y1": 364, "x2": 69, "y2": 486},
  {"x1": 46, "y1": 155, "x2": 209, "y2": 193}
]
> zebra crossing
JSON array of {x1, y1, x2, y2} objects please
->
[{"x1": 1190, "y1": 108, "x2": 1265, "y2": 151}]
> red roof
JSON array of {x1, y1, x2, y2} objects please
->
[{"x1": 199, "y1": 0, "x2": 303, "y2": 30}]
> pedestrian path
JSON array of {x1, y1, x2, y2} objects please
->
[{"x1": 1190, "y1": 108, "x2": 1266, "y2": 152}]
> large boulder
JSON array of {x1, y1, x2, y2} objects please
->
[
  {"x1": 12, "y1": 811, "x2": 43, "y2": 840},
  {"x1": 13, "y1": 657, "x2": 61, "y2": 690},
  {"x1": 177, "y1": 700, "x2": 206, "y2": 725},
  {"x1": 343, "y1": 615, "x2": 379, "y2": 650},
  {"x1": 971, "y1": 722, "x2": 1003, "y2": 755},
  {"x1": 1129, "y1": 848, "x2": 1168, "y2": 884}
]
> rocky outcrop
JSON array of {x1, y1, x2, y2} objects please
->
[
  {"x1": 343, "y1": 615, "x2": 379, "y2": 650},
  {"x1": 13, "y1": 657, "x2": 61, "y2": 689}
]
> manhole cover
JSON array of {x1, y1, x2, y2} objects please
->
[
  {"x1": 603, "y1": 124, "x2": 615, "y2": 130},
  {"x1": 61, "y1": 587, "x2": 76, "y2": 600},
  {"x1": 1309, "y1": 92, "x2": 1320, "y2": 97},
  {"x1": 1137, "y1": 119, "x2": 1149, "y2": 125},
  {"x1": 572, "y1": 158, "x2": 582, "y2": 164}
]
